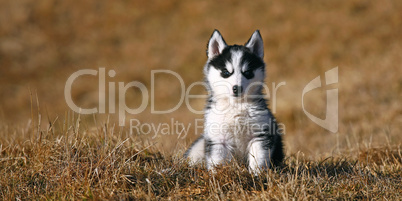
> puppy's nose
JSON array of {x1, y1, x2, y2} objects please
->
[{"x1": 232, "y1": 85, "x2": 243, "y2": 96}]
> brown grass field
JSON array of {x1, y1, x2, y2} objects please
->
[{"x1": 1, "y1": 0, "x2": 401, "y2": 200}]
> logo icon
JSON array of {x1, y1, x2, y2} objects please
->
[{"x1": 302, "y1": 67, "x2": 338, "y2": 133}]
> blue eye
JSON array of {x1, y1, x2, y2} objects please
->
[{"x1": 221, "y1": 70, "x2": 231, "y2": 78}]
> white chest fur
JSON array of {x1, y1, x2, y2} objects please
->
[{"x1": 204, "y1": 98, "x2": 270, "y2": 157}]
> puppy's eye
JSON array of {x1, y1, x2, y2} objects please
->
[
  {"x1": 243, "y1": 70, "x2": 254, "y2": 79},
  {"x1": 221, "y1": 69, "x2": 231, "y2": 78}
]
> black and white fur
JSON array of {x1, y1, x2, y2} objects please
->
[{"x1": 184, "y1": 30, "x2": 284, "y2": 174}]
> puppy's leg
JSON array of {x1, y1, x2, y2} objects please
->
[
  {"x1": 205, "y1": 140, "x2": 232, "y2": 172},
  {"x1": 184, "y1": 136, "x2": 205, "y2": 165},
  {"x1": 248, "y1": 140, "x2": 270, "y2": 175}
]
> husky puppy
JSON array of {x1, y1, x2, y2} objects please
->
[{"x1": 184, "y1": 30, "x2": 284, "y2": 174}]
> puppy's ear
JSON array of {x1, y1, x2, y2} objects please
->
[
  {"x1": 207, "y1": 30, "x2": 227, "y2": 59},
  {"x1": 245, "y1": 30, "x2": 264, "y2": 59}
]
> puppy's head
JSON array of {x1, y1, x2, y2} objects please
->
[{"x1": 204, "y1": 30, "x2": 266, "y2": 101}]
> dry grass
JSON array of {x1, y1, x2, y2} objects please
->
[
  {"x1": 1, "y1": 0, "x2": 402, "y2": 199},
  {"x1": 0, "y1": 116, "x2": 401, "y2": 199}
]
